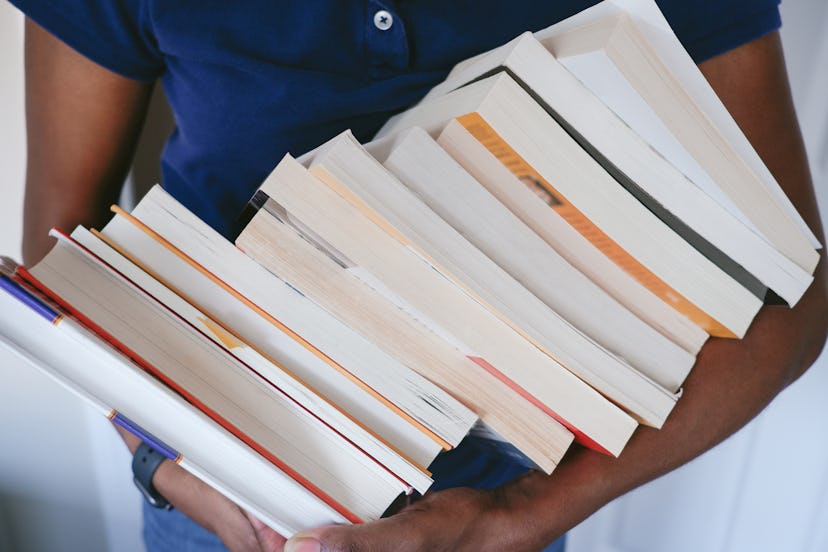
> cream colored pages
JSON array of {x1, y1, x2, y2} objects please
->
[
  {"x1": 258, "y1": 155, "x2": 637, "y2": 458},
  {"x1": 535, "y1": 0, "x2": 821, "y2": 261},
  {"x1": 238, "y1": 209, "x2": 573, "y2": 474}
]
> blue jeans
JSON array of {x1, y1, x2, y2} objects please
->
[
  {"x1": 143, "y1": 437, "x2": 567, "y2": 551},
  {"x1": 143, "y1": 502, "x2": 228, "y2": 552}
]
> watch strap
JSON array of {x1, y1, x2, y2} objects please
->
[{"x1": 132, "y1": 441, "x2": 172, "y2": 510}]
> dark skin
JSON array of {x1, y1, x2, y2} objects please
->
[{"x1": 21, "y1": 17, "x2": 827, "y2": 552}]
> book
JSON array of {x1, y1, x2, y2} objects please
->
[
  {"x1": 374, "y1": 127, "x2": 695, "y2": 393},
  {"x1": 0, "y1": 263, "x2": 355, "y2": 536},
  {"x1": 419, "y1": 30, "x2": 814, "y2": 308},
  {"x1": 534, "y1": 4, "x2": 820, "y2": 273},
  {"x1": 253, "y1": 153, "x2": 638, "y2": 457},
  {"x1": 4, "y1": 0, "x2": 819, "y2": 538},
  {"x1": 376, "y1": 71, "x2": 764, "y2": 338}
]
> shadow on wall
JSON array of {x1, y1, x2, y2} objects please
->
[
  {"x1": 127, "y1": 83, "x2": 175, "y2": 208},
  {"x1": 0, "y1": 500, "x2": 11, "y2": 552},
  {"x1": 0, "y1": 493, "x2": 109, "y2": 552}
]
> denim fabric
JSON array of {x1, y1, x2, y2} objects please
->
[{"x1": 143, "y1": 502, "x2": 228, "y2": 552}]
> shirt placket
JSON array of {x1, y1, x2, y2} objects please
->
[{"x1": 364, "y1": 0, "x2": 410, "y2": 79}]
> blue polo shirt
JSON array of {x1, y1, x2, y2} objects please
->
[{"x1": 12, "y1": 0, "x2": 781, "y2": 239}]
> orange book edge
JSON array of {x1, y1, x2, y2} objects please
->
[
  {"x1": 91, "y1": 227, "x2": 431, "y2": 476},
  {"x1": 458, "y1": 112, "x2": 734, "y2": 338},
  {"x1": 110, "y1": 205, "x2": 452, "y2": 451}
]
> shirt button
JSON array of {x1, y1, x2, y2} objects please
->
[{"x1": 373, "y1": 10, "x2": 393, "y2": 31}]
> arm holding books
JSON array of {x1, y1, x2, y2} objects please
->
[{"x1": 283, "y1": 30, "x2": 828, "y2": 552}]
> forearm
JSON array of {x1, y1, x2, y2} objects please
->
[{"x1": 493, "y1": 267, "x2": 828, "y2": 549}]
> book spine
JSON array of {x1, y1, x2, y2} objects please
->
[
  {"x1": 0, "y1": 274, "x2": 62, "y2": 323},
  {"x1": 457, "y1": 112, "x2": 734, "y2": 338},
  {"x1": 110, "y1": 412, "x2": 181, "y2": 461}
]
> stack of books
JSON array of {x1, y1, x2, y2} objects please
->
[{"x1": 0, "y1": 0, "x2": 819, "y2": 537}]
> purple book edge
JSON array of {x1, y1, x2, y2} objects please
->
[
  {"x1": 1, "y1": 274, "x2": 180, "y2": 462},
  {"x1": 111, "y1": 413, "x2": 180, "y2": 461},
  {"x1": 0, "y1": 274, "x2": 60, "y2": 323}
]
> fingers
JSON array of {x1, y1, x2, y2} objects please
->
[{"x1": 243, "y1": 511, "x2": 289, "y2": 551}]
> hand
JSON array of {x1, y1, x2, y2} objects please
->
[
  {"x1": 153, "y1": 457, "x2": 290, "y2": 551},
  {"x1": 151, "y1": 458, "x2": 289, "y2": 552},
  {"x1": 241, "y1": 511, "x2": 289, "y2": 551},
  {"x1": 283, "y1": 484, "x2": 544, "y2": 552},
  {"x1": 116, "y1": 424, "x2": 287, "y2": 551}
]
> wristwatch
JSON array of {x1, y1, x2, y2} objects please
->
[{"x1": 132, "y1": 441, "x2": 173, "y2": 510}]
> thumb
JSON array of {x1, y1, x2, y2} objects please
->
[
  {"x1": 283, "y1": 528, "x2": 325, "y2": 552},
  {"x1": 284, "y1": 519, "x2": 412, "y2": 552},
  {"x1": 284, "y1": 535, "x2": 322, "y2": 552}
]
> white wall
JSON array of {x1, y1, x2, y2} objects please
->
[
  {"x1": 0, "y1": 2, "x2": 826, "y2": 551},
  {"x1": 783, "y1": 0, "x2": 828, "y2": 194}
]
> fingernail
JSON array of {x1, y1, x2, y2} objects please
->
[{"x1": 284, "y1": 536, "x2": 321, "y2": 552}]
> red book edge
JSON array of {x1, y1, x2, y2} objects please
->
[
  {"x1": 59, "y1": 229, "x2": 418, "y2": 489},
  {"x1": 17, "y1": 256, "x2": 366, "y2": 524},
  {"x1": 466, "y1": 355, "x2": 613, "y2": 456}
]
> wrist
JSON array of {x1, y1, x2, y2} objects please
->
[
  {"x1": 132, "y1": 442, "x2": 173, "y2": 510},
  {"x1": 150, "y1": 457, "x2": 252, "y2": 542}
]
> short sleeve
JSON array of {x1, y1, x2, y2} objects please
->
[
  {"x1": 10, "y1": 0, "x2": 163, "y2": 82},
  {"x1": 659, "y1": 0, "x2": 782, "y2": 62}
]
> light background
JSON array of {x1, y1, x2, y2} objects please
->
[{"x1": 0, "y1": 2, "x2": 826, "y2": 551}]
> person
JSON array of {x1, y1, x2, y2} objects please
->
[{"x1": 12, "y1": 0, "x2": 827, "y2": 551}]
